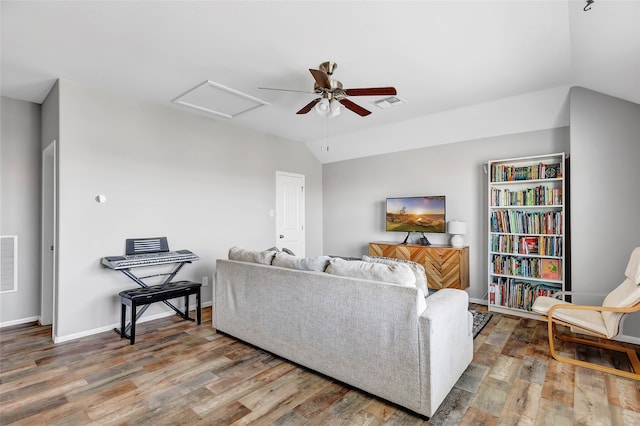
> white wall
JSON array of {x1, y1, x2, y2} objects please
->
[
  {"x1": 323, "y1": 128, "x2": 570, "y2": 303},
  {"x1": 0, "y1": 97, "x2": 42, "y2": 324},
  {"x1": 49, "y1": 80, "x2": 323, "y2": 340},
  {"x1": 569, "y1": 87, "x2": 640, "y2": 339}
]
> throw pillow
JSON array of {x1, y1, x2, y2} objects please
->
[
  {"x1": 265, "y1": 246, "x2": 296, "y2": 256},
  {"x1": 281, "y1": 247, "x2": 296, "y2": 256},
  {"x1": 329, "y1": 255, "x2": 362, "y2": 261},
  {"x1": 228, "y1": 247, "x2": 277, "y2": 265},
  {"x1": 362, "y1": 255, "x2": 428, "y2": 295},
  {"x1": 272, "y1": 252, "x2": 331, "y2": 272},
  {"x1": 325, "y1": 258, "x2": 416, "y2": 287}
]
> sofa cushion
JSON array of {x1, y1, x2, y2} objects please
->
[
  {"x1": 326, "y1": 258, "x2": 416, "y2": 287},
  {"x1": 272, "y1": 252, "x2": 331, "y2": 272},
  {"x1": 362, "y1": 255, "x2": 428, "y2": 295},
  {"x1": 228, "y1": 247, "x2": 277, "y2": 265}
]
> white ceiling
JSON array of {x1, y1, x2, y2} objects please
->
[{"x1": 2, "y1": 1, "x2": 639, "y2": 161}]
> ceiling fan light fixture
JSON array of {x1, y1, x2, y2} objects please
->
[
  {"x1": 329, "y1": 100, "x2": 343, "y2": 117},
  {"x1": 315, "y1": 98, "x2": 330, "y2": 116}
]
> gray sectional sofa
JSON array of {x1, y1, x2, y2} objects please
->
[{"x1": 213, "y1": 249, "x2": 473, "y2": 417}]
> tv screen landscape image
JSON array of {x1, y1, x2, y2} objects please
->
[{"x1": 386, "y1": 196, "x2": 446, "y2": 233}]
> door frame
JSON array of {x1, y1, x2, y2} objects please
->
[{"x1": 41, "y1": 140, "x2": 58, "y2": 338}]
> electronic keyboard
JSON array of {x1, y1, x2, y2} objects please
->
[{"x1": 102, "y1": 249, "x2": 199, "y2": 270}]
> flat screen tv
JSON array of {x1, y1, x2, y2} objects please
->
[{"x1": 386, "y1": 196, "x2": 446, "y2": 236}]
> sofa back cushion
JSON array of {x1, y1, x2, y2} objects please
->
[
  {"x1": 326, "y1": 257, "x2": 416, "y2": 287},
  {"x1": 362, "y1": 255, "x2": 428, "y2": 295},
  {"x1": 228, "y1": 247, "x2": 277, "y2": 265},
  {"x1": 272, "y1": 252, "x2": 331, "y2": 272}
]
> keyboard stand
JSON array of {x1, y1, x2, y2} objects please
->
[{"x1": 114, "y1": 261, "x2": 195, "y2": 337}]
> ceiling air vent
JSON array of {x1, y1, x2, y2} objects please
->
[
  {"x1": 173, "y1": 80, "x2": 269, "y2": 119},
  {"x1": 374, "y1": 96, "x2": 405, "y2": 109}
]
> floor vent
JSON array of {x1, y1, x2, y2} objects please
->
[{"x1": 1, "y1": 235, "x2": 18, "y2": 293}]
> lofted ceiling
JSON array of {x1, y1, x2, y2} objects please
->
[{"x1": 2, "y1": 1, "x2": 639, "y2": 162}]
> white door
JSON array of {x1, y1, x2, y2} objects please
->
[
  {"x1": 275, "y1": 172, "x2": 305, "y2": 257},
  {"x1": 41, "y1": 140, "x2": 57, "y2": 335}
]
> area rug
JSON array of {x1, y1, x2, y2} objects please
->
[{"x1": 471, "y1": 310, "x2": 493, "y2": 339}]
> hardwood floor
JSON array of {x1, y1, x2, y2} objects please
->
[{"x1": 1, "y1": 304, "x2": 639, "y2": 425}]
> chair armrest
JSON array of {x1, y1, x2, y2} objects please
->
[
  {"x1": 552, "y1": 291, "x2": 607, "y2": 299},
  {"x1": 548, "y1": 302, "x2": 640, "y2": 316}
]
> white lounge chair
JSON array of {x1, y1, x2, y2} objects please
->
[{"x1": 532, "y1": 247, "x2": 640, "y2": 380}]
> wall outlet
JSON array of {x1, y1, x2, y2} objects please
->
[{"x1": 202, "y1": 276, "x2": 209, "y2": 286}]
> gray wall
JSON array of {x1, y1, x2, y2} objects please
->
[
  {"x1": 0, "y1": 97, "x2": 42, "y2": 323},
  {"x1": 6, "y1": 81, "x2": 639, "y2": 342},
  {"x1": 569, "y1": 87, "x2": 640, "y2": 338},
  {"x1": 323, "y1": 128, "x2": 570, "y2": 303},
  {"x1": 41, "y1": 80, "x2": 60, "y2": 150},
  {"x1": 47, "y1": 80, "x2": 323, "y2": 340}
]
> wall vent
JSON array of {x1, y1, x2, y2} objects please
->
[{"x1": 1, "y1": 235, "x2": 18, "y2": 293}]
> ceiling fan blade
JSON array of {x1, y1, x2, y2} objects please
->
[
  {"x1": 309, "y1": 69, "x2": 331, "y2": 89},
  {"x1": 296, "y1": 98, "x2": 321, "y2": 114},
  {"x1": 339, "y1": 99, "x2": 371, "y2": 117},
  {"x1": 258, "y1": 87, "x2": 314, "y2": 94},
  {"x1": 344, "y1": 87, "x2": 397, "y2": 96}
]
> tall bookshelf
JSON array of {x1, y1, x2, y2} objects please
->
[{"x1": 487, "y1": 153, "x2": 566, "y2": 319}]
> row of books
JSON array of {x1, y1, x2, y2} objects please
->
[
  {"x1": 489, "y1": 278, "x2": 560, "y2": 311},
  {"x1": 491, "y1": 162, "x2": 561, "y2": 182},
  {"x1": 490, "y1": 210, "x2": 562, "y2": 235},
  {"x1": 490, "y1": 186, "x2": 562, "y2": 207},
  {"x1": 491, "y1": 255, "x2": 561, "y2": 280},
  {"x1": 490, "y1": 235, "x2": 563, "y2": 256}
]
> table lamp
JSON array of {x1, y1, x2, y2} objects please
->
[{"x1": 448, "y1": 221, "x2": 467, "y2": 248}]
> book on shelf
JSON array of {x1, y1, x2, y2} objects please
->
[
  {"x1": 491, "y1": 162, "x2": 562, "y2": 183},
  {"x1": 490, "y1": 186, "x2": 562, "y2": 207},
  {"x1": 538, "y1": 236, "x2": 562, "y2": 256},
  {"x1": 523, "y1": 237, "x2": 538, "y2": 254},
  {"x1": 490, "y1": 210, "x2": 562, "y2": 234},
  {"x1": 491, "y1": 255, "x2": 541, "y2": 278},
  {"x1": 491, "y1": 235, "x2": 562, "y2": 257},
  {"x1": 541, "y1": 259, "x2": 560, "y2": 280},
  {"x1": 544, "y1": 163, "x2": 561, "y2": 179},
  {"x1": 489, "y1": 279, "x2": 560, "y2": 311}
]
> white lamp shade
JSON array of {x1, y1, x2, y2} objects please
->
[
  {"x1": 315, "y1": 98, "x2": 330, "y2": 116},
  {"x1": 448, "y1": 221, "x2": 467, "y2": 235},
  {"x1": 329, "y1": 100, "x2": 342, "y2": 117}
]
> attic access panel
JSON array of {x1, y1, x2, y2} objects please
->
[{"x1": 173, "y1": 80, "x2": 269, "y2": 119}]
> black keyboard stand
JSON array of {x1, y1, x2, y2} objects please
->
[{"x1": 113, "y1": 261, "x2": 196, "y2": 338}]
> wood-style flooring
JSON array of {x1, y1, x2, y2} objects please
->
[{"x1": 1, "y1": 304, "x2": 639, "y2": 425}]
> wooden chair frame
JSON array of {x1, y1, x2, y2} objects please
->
[{"x1": 544, "y1": 301, "x2": 640, "y2": 381}]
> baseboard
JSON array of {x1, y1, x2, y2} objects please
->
[
  {"x1": 54, "y1": 300, "x2": 212, "y2": 344},
  {"x1": 469, "y1": 298, "x2": 488, "y2": 306},
  {"x1": 0, "y1": 315, "x2": 40, "y2": 329}
]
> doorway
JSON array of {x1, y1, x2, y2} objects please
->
[{"x1": 275, "y1": 171, "x2": 305, "y2": 257}]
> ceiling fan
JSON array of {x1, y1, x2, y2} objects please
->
[{"x1": 259, "y1": 61, "x2": 397, "y2": 117}]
